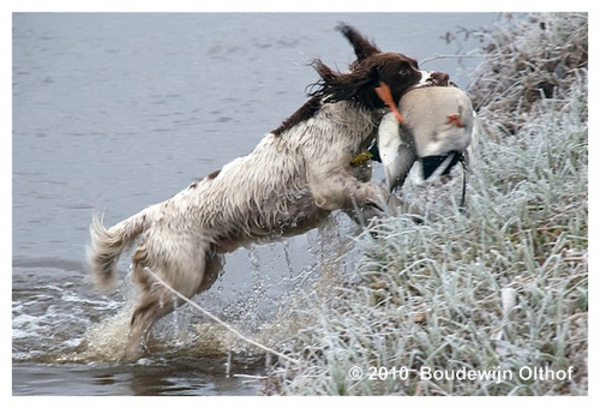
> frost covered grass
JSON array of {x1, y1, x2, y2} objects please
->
[{"x1": 261, "y1": 13, "x2": 588, "y2": 396}]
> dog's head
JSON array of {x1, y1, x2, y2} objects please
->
[
  {"x1": 309, "y1": 24, "x2": 449, "y2": 110},
  {"x1": 272, "y1": 24, "x2": 450, "y2": 136}
]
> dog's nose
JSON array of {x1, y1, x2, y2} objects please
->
[{"x1": 431, "y1": 71, "x2": 450, "y2": 86}]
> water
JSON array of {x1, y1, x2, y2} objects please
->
[{"x1": 12, "y1": 12, "x2": 502, "y2": 396}]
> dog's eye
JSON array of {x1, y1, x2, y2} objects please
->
[{"x1": 398, "y1": 67, "x2": 409, "y2": 76}]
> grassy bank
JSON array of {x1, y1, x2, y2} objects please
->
[{"x1": 264, "y1": 13, "x2": 588, "y2": 396}]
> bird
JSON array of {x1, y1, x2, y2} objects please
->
[{"x1": 375, "y1": 85, "x2": 478, "y2": 209}]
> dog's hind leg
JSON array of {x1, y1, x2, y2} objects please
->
[
  {"x1": 123, "y1": 238, "x2": 212, "y2": 361},
  {"x1": 124, "y1": 278, "x2": 179, "y2": 361}
]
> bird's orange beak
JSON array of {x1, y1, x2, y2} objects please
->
[{"x1": 375, "y1": 81, "x2": 403, "y2": 123}]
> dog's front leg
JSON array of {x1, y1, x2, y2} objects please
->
[{"x1": 308, "y1": 166, "x2": 391, "y2": 222}]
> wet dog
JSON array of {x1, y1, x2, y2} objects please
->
[{"x1": 87, "y1": 24, "x2": 448, "y2": 360}]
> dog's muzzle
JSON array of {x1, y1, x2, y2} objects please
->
[{"x1": 418, "y1": 71, "x2": 450, "y2": 87}]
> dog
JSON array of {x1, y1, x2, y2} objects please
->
[{"x1": 87, "y1": 23, "x2": 449, "y2": 361}]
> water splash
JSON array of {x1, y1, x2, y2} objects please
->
[{"x1": 73, "y1": 304, "x2": 135, "y2": 362}]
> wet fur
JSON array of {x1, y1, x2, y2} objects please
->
[{"x1": 87, "y1": 24, "x2": 430, "y2": 361}]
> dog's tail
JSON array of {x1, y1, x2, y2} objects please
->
[{"x1": 87, "y1": 207, "x2": 152, "y2": 290}]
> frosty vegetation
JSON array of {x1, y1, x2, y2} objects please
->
[{"x1": 260, "y1": 12, "x2": 588, "y2": 396}]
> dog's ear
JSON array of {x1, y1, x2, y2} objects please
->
[
  {"x1": 336, "y1": 23, "x2": 381, "y2": 62},
  {"x1": 309, "y1": 59, "x2": 384, "y2": 109}
]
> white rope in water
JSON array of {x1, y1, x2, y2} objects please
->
[{"x1": 143, "y1": 267, "x2": 299, "y2": 364}]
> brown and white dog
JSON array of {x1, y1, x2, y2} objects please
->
[{"x1": 87, "y1": 23, "x2": 448, "y2": 360}]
